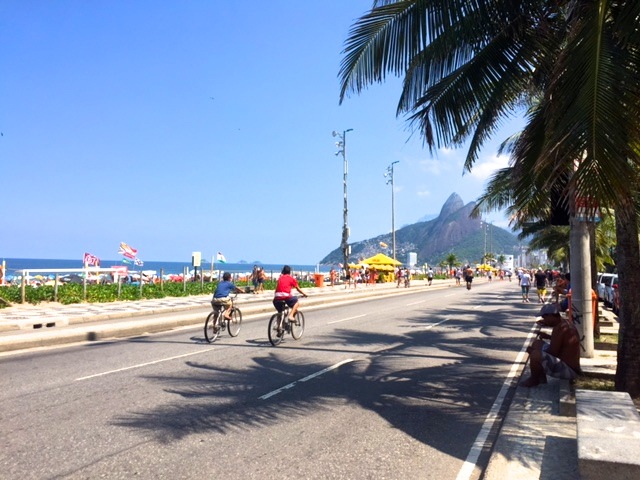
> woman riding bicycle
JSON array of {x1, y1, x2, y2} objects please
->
[{"x1": 273, "y1": 265, "x2": 307, "y2": 321}]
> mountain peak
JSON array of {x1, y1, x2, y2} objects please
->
[
  {"x1": 439, "y1": 193, "x2": 465, "y2": 218},
  {"x1": 319, "y1": 192, "x2": 518, "y2": 265}
]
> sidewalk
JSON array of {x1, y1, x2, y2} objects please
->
[
  {"x1": 484, "y1": 307, "x2": 620, "y2": 480},
  {"x1": 0, "y1": 281, "x2": 623, "y2": 479}
]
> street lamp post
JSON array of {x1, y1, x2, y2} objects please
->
[
  {"x1": 385, "y1": 161, "x2": 399, "y2": 260},
  {"x1": 482, "y1": 220, "x2": 487, "y2": 263},
  {"x1": 333, "y1": 129, "x2": 353, "y2": 275},
  {"x1": 489, "y1": 221, "x2": 493, "y2": 260}
]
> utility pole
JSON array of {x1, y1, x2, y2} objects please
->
[
  {"x1": 333, "y1": 129, "x2": 353, "y2": 274},
  {"x1": 385, "y1": 161, "x2": 399, "y2": 260}
]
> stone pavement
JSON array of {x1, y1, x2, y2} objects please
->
[
  {"x1": 0, "y1": 280, "x2": 623, "y2": 479},
  {"x1": 484, "y1": 307, "x2": 620, "y2": 480}
]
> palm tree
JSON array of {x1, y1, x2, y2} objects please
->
[
  {"x1": 339, "y1": 1, "x2": 640, "y2": 395},
  {"x1": 484, "y1": 252, "x2": 496, "y2": 266},
  {"x1": 445, "y1": 253, "x2": 458, "y2": 268}
]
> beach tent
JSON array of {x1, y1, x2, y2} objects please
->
[
  {"x1": 349, "y1": 262, "x2": 371, "y2": 268},
  {"x1": 367, "y1": 264, "x2": 395, "y2": 271},
  {"x1": 362, "y1": 253, "x2": 402, "y2": 267}
]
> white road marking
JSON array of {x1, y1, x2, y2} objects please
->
[
  {"x1": 327, "y1": 314, "x2": 367, "y2": 325},
  {"x1": 424, "y1": 318, "x2": 450, "y2": 330},
  {"x1": 259, "y1": 358, "x2": 355, "y2": 400},
  {"x1": 74, "y1": 348, "x2": 216, "y2": 381},
  {"x1": 406, "y1": 300, "x2": 427, "y2": 306},
  {"x1": 455, "y1": 326, "x2": 538, "y2": 480}
]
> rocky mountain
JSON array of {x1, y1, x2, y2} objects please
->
[{"x1": 320, "y1": 193, "x2": 521, "y2": 266}]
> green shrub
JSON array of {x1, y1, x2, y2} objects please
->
[
  {"x1": 0, "y1": 286, "x2": 22, "y2": 304},
  {"x1": 0, "y1": 278, "x2": 315, "y2": 306}
]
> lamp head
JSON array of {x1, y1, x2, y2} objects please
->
[{"x1": 332, "y1": 131, "x2": 339, "y2": 137}]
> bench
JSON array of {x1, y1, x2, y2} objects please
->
[{"x1": 576, "y1": 389, "x2": 640, "y2": 479}]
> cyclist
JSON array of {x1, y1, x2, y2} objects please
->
[
  {"x1": 273, "y1": 265, "x2": 307, "y2": 321},
  {"x1": 212, "y1": 272, "x2": 243, "y2": 320}
]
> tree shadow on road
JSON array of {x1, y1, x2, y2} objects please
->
[{"x1": 111, "y1": 287, "x2": 534, "y2": 469}]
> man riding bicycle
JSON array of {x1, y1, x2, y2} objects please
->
[
  {"x1": 212, "y1": 272, "x2": 243, "y2": 320},
  {"x1": 273, "y1": 265, "x2": 307, "y2": 321}
]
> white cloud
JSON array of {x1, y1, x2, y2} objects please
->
[
  {"x1": 418, "y1": 157, "x2": 447, "y2": 175},
  {"x1": 468, "y1": 153, "x2": 510, "y2": 180},
  {"x1": 439, "y1": 146, "x2": 455, "y2": 156},
  {"x1": 416, "y1": 189, "x2": 431, "y2": 197}
]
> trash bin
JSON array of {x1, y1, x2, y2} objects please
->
[{"x1": 313, "y1": 273, "x2": 325, "y2": 288}]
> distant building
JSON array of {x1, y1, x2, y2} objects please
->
[
  {"x1": 407, "y1": 252, "x2": 417, "y2": 267},
  {"x1": 502, "y1": 254, "x2": 514, "y2": 272}
]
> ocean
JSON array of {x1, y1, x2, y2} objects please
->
[{"x1": 0, "y1": 258, "x2": 330, "y2": 278}]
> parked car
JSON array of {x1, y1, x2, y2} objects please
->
[
  {"x1": 604, "y1": 274, "x2": 618, "y2": 309},
  {"x1": 596, "y1": 273, "x2": 616, "y2": 301}
]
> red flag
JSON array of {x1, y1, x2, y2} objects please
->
[
  {"x1": 118, "y1": 242, "x2": 138, "y2": 259},
  {"x1": 83, "y1": 252, "x2": 100, "y2": 266}
]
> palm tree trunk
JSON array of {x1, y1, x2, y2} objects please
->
[
  {"x1": 614, "y1": 202, "x2": 640, "y2": 397},
  {"x1": 570, "y1": 216, "x2": 594, "y2": 357}
]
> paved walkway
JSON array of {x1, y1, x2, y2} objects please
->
[
  {"x1": 0, "y1": 280, "x2": 622, "y2": 479},
  {"x1": 484, "y1": 308, "x2": 620, "y2": 480}
]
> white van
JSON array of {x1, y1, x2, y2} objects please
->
[{"x1": 596, "y1": 273, "x2": 616, "y2": 301}]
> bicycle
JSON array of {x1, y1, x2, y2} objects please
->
[
  {"x1": 268, "y1": 301, "x2": 305, "y2": 346},
  {"x1": 204, "y1": 294, "x2": 242, "y2": 343}
]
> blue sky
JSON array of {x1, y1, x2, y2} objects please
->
[{"x1": 1, "y1": 1, "x2": 523, "y2": 265}]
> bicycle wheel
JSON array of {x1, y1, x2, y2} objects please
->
[
  {"x1": 290, "y1": 311, "x2": 305, "y2": 340},
  {"x1": 268, "y1": 313, "x2": 284, "y2": 346},
  {"x1": 227, "y1": 308, "x2": 242, "y2": 337},
  {"x1": 204, "y1": 311, "x2": 220, "y2": 343}
]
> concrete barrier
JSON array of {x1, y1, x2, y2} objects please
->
[{"x1": 576, "y1": 389, "x2": 640, "y2": 479}]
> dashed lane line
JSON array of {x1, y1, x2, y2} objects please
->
[
  {"x1": 74, "y1": 348, "x2": 216, "y2": 381},
  {"x1": 327, "y1": 314, "x2": 367, "y2": 325},
  {"x1": 259, "y1": 359, "x2": 355, "y2": 400}
]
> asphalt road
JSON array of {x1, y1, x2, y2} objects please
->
[{"x1": 0, "y1": 281, "x2": 533, "y2": 480}]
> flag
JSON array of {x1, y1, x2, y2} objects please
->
[
  {"x1": 216, "y1": 252, "x2": 227, "y2": 263},
  {"x1": 379, "y1": 241, "x2": 388, "y2": 248},
  {"x1": 83, "y1": 252, "x2": 100, "y2": 267},
  {"x1": 134, "y1": 258, "x2": 144, "y2": 266},
  {"x1": 118, "y1": 242, "x2": 138, "y2": 259},
  {"x1": 121, "y1": 258, "x2": 133, "y2": 264}
]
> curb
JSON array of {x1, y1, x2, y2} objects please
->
[{"x1": 0, "y1": 280, "x2": 456, "y2": 353}]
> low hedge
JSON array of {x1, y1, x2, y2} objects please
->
[{"x1": 0, "y1": 279, "x2": 313, "y2": 307}]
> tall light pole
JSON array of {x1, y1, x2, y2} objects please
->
[
  {"x1": 489, "y1": 221, "x2": 493, "y2": 260},
  {"x1": 333, "y1": 129, "x2": 353, "y2": 274},
  {"x1": 481, "y1": 219, "x2": 487, "y2": 263},
  {"x1": 385, "y1": 161, "x2": 399, "y2": 260}
]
